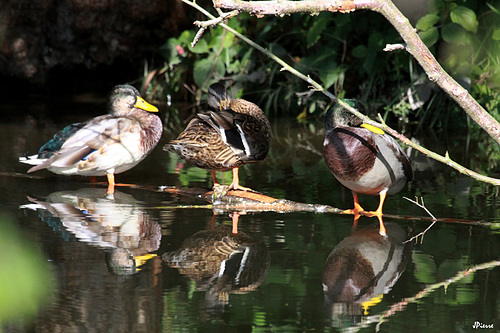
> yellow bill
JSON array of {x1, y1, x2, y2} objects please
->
[
  {"x1": 135, "y1": 96, "x2": 159, "y2": 112},
  {"x1": 361, "y1": 123, "x2": 385, "y2": 135}
]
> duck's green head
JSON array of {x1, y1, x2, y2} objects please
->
[
  {"x1": 108, "y1": 85, "x2": 158, "y2": 115},
  {"x1": 208, "y1": 82, "x2": 231, "y2": 111},
  {"x1": 324, "y1": 99, "x2": 365, "y2": 130}
]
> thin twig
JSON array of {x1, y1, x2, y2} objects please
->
[
  {"x1": 403, "y1": 196, "x2": 438, "y2": 244},
  {"x1": 191, "y1": 26, "x2": 206, "y2": 48},
  {"x1": 191, "y1": 10, "x2": 239, "y2": 47}
]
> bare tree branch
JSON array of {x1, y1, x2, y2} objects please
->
[
  {"x1": 214, "y1": 0, "x2": 500, "y2": 147},
  {"x1": 182, "y1": 0, "x2": 500, "y2": 186},
  {"x1": 213, "y1": 0, "x2": 368, "y2": 15},
  {"x1": 403, "y1": 197, "x2": 437, "y2": 244}
]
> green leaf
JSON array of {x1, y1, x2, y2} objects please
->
[
  {"x1": 160, "y1": 38, "x2": 182, "y2": 65},
  {"x1": 193, "y1": 58, "x2": 213, "y2": 87},
  {"x1": 419, "y1": 27, "x2": 439, "y2": 47},
  {"x1": 416, "y1": 13, "x2": 440, "y2": 31},
  {"x1": 450, "y1": 6, "x2": 478, "y2": 33},
  {"x1": 319, "y1": 64, "x2": 339, "y2": 90},
  {"x1": 307, "y1": 13, "x2": 330, "y2": 47},
  {"x1": 187, "y1": 39, "x2": 209, "y2": 54},
  {"x1": 352, "y1": 45, "x2": 367, "y2": 58},
  {"x1": 493, "y1": 28, "x2": 500, "y2": 41},
  {"x1": 226, "y1": 59, "x2": 241, "y2": 74},
  {"x1": 442, "y1": 23, "x2": 470, "y2": 45},
  {"x1": 177, "y1": 30, "x2": 196, "y2": 45}
]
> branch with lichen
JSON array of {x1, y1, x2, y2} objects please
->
[
  {"x1": 182, "y1": 0, "x2": 500, "y2": 186},
  {"x1": 213, "y1": 0, "x2": 367, "y2": 15}
]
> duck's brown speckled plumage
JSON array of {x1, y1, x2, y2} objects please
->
[{"x1": 165, "y1": 82, "x2": 271, "y2": 190}]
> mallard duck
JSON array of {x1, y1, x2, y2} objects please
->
[
  {"x1": 165, "y1": 82, "x2": 271, "y2": 191},
  {"x1": 323, "y1": 99, "x2": 413, "y2": 235},
  {"x1": 19, "y1": 85, "x2": 162, "y2": 194}
]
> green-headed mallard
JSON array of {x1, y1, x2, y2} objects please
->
[
  {"x1": 323, "y1": 99, "x2": 413, "y2": 235},
  {"x1": 19, "y1": 85, "x2": 162, "y2": 194},
  {"x1": 165, "y1": 82, "x2": 271, "y2": 191}
]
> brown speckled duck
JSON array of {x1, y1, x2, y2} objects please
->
[
  {"x1": 19, "y1": 85, "x2": 162, "y2": 194},
  {"x1": 165, "y1": 82, "x2": 271, "y2": 191},
  {"x1": 323, "y1": 99, "x2": 413, "y2": 235}
]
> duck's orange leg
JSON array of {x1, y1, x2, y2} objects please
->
[
  {"x1": 228, "y1": 167, "x2": 255, "y2": 192},
  {"x1": 364, "y1": 192, "x2": 387, "y2": 236},
  {"x1": 106, "y1": 173, "x2": 115, "y2": 195},
  {"x1": 342, "y1": 192, "x2": 365, "y2": 215},
  {"x1": 211, "y1": 170, "x2": 219, "y2": 185}
]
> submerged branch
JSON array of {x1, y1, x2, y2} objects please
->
[
  {"x1": 182, "y1": 0, "x2": 500, "y2": 186},
  {"x1": 163, "y1": 185, "x2": 342, "y2": 213}
]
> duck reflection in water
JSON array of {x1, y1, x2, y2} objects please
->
[
  {"x1": 162, "y1": 216, "x2": 270, "y2": 308},
  {"x1": 21, "y1": 188, "x2": 161, "y2": 275},
  {"x1": 322, "y1": 215, "x2": 412, "y2": 325}
]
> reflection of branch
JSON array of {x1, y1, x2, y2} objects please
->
[
  {"x1": 375, "y1": 260, "x2": 500, "y2": 332},
  {"x1": 181, "y1": 0, "x2": 500, "y2": 186},
  {"x1": 403, "y1": 196, "x2": 437, "y2": 244}
]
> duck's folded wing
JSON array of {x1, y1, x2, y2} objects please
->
[
  {"x1": 381, "y1": 135, "x2": 414, "y2": 182},
  {"x1": 37, "y1": 122, "x2": 86, "y2": 159},
  {"x1": 200, "y1": 111, "x2": 249, "y2": 155},
  {"x1": 27, "y1": 116, "x2": 131, "y2": 172}
]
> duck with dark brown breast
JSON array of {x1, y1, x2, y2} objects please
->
[{"x1": 323, "y1": 99, "x2": 413, "y2": 235}]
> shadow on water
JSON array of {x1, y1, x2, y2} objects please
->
[{"x1": 0, "y1": 99, "x2": 499, "y2": 332}]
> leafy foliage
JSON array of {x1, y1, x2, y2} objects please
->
[{"x1": 148, "y1": 1, "x2": 499, "y2": 170}]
